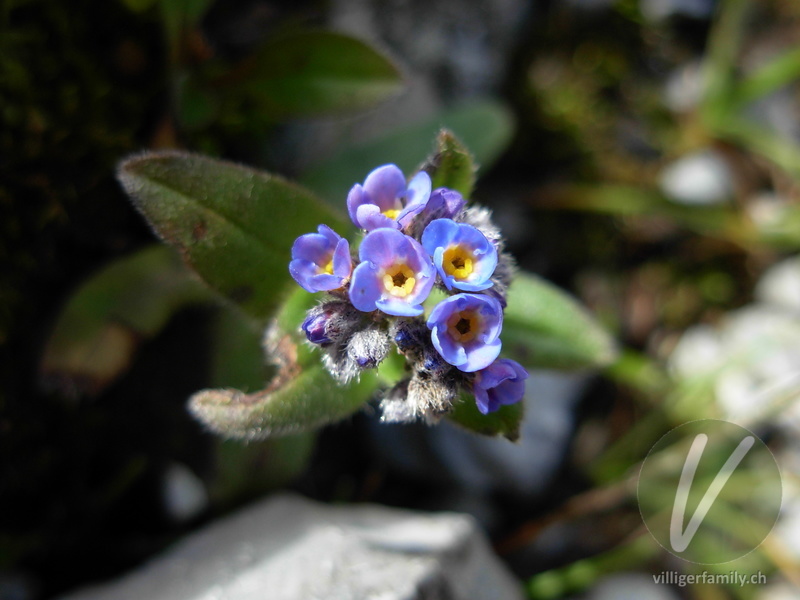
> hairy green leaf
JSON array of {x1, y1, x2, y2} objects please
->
[
  {"x1": 425, "y1": 129, "x2": 477, "y2": 198},
  {"x1": 40, "y1": 245, "x2": 210, "y2": 397},
  {"x1": 189, "y1": 288, "x2": 380, "y2": 439},
  {"x1": 503, "y1": 272, "x2": 618, "y2": 370},
  {"x1": 118, "y1": 151, "x2": 349, "y2": 321}
]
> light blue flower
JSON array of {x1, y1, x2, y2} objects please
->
[
  {"x1": 289, "y1": 225, "x2": 352, "y2": 293},
  {"x1": 427, "y1": 293, "x2": 503, "y2": 372},
  {"x1": 473, "y1": 359, "x2": 528, "y2": 414},
  {"x1": 349, "y1": 228, "x2": 435, "y2": 316},
  {"x1": 347, "y1": 164, "x2": 431, "y2": 231},
  {"x1": 421, "y1": 219, "x2": 497, "y2": 291}
]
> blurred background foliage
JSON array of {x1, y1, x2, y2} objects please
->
[{"x1": 2, "y1": 0, "x2": 800, "y2": 598}]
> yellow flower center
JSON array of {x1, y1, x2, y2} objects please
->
[
  {"x1": 320, "y1": 257, "x2": 334, "y2": 275},
  {"x1": 442, "y1": 245, "x2": 474, "y2": 280},
  {"x1": 382, "y1": 263, "x2": 416, "y2": 297},
  {"x1": 446, "y1": 310, "x2": 481, "y2": 343},
  {"x1": 382, "y1": 208, "x2": 401, "y2": 220}
]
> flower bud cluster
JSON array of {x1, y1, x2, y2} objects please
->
[{"x1": 289, "y1": 164, "x2": 528, "y2": 421}]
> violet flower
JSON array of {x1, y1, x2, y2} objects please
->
[
  {"x1": 289, "y1": 225, "x2": 352, "y2": 293},
  {"x1": 473, "y1": 358, "x2": 528, "y2": 414},
  {"x1": 427, "y1": 293, "x2": 503, "y2": 372},
  {"x1": 349, "y1": 228, "x2": 435, "y2": 317},
  {"x1": 421, "y1": 218, "x2": 497, "y2": 291},
  {"x1": 347, "y1": 164, "x2": 431, "y2": 231}
]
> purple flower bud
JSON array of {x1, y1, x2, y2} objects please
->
[
  {"x1": 472, "y1": 359, "x2": 528, "y2": 414},
  {"x1": 289, "y1": 225, "x2": 352, "y2": 293},
  {"x1": 427, "y1": 293, "x2": 503, "y2": 372},
  {"x1": 347, "y1": 165, "x2": 431, "y2": 231},
  {"x1": 349, "y1": 228, "x2": 436, "y2": 317},
  {"x1": 301, "y1": 312, "x2": 332, "y2": 345},
  {"x1": 421, "y1": 219, "x2": 497, "y2": 292},
  {"x1": 426, "y1": 188, "x2": 465, "y2": 219}
]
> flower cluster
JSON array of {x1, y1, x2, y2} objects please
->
[{"x1": 289, "y1": 164, "x2": 528, "y2": 420}]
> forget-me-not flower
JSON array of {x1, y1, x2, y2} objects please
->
[
  {"x1": 349, "y1": 228, "x2": 435, "y2": 316},
  {"x1": 421, "y1": 219, "x2": 497, "y2": 291},
  {"x1": 289, "y1": 225, "x2": 352, "y2": 293},
  {"x1": 473, "y1": 358, "x2": 528, "y2": 414},
  {"x1": 427, "y1": 293, "x2": 503, "y2": 372},
  {"x1": 347, "y1": 164, "x2": 431, "y2": 231}
]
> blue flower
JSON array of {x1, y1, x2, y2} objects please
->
[
  {"x1": 347, "y1": 164, "x2": 431, "y2": 231},
  {"x1": 421, "y1": 219, "x2": 497, "y2": 291},
  {"x1": 349, "y1": 228, "x2": 435, "y2": 316},
  {"x1": 289, "y1": 225, "x2": 352, "y2": 293},
  {"x1": 472, "y1": 359, "x2": 528, "y2": 414},
  {"x1": 427, "y1": 293, "x2": 503, "y2": 372},
  {"x1": 425, "y1": 188, "x2": 465, "y2": 220}
]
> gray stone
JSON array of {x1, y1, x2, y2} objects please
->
[
  {"x1": 584, "y1": 574, "x2": 681, "y2": 600},
  {"x1": 659, "y1": 149, "x2": 734, "y2": 206},
  {"x1": 60, "y1": 494, "x2": 523, "y2": 600},
  {"x1": 369, "y1": 370, "x2": 589, "y2": 499}
]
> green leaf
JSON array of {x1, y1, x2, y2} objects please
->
[
  {"x1": 447, "y1": 394, "x2": 524, "y2": 441},
  {"x1": 206, "y1": 305, "x2": 317, "y2": 503},
  {"x1": 117, "y1": 151, "x2": 350, "y2": 321},
  {"x1": 301, "y1": 100, "x2": 514, "y2": 202},
  {"x1": 502, "y1": 272, "x2": 618, "y2": 370},
  {"x1": 40, "y1": 245, "x2": 211, "y2": 397},
  {"x1": 425, "y1": 129, "x2": 477, "y2": 198},
  {"x1": 189, "y1": 366, "x2": 380, "y2": 439},
  {"x1": 217, "y1": 30, "x2": 404, "y2": 119},
  {"x1": 734, "y1": 46, "x2": 800, "y2": 107},
  {"x1": 189, "y1": 288, "x2": 381, "y2": 439}
]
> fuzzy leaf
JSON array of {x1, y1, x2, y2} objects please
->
[
  {"x1": 447, "y1": 394, "x2": 524, "y2": 441},
  {"x1": 40, "y1": 245, "x2": 210, "y2": 397},
  {"x1": 425, "y1": 129, "x2": 477, "y2": 198},
  {"x1": 219, "y1": 30, "x2": 404, "y2": 119},
  {"x1": 189, "y1": 367, "x2": 380, "y2": 440},
  {"x1": 302, "y1": 100, "x2": 514, "y2": 202},
  {"x1": 503, "y1": 272, "x2": 618, "y2": 370},
  {"x1": 189, "y1": 287, "x2": 381, "y2": 439},
  {"x1": 117, "y1": 151, "x2": 349, "y2": 321}
]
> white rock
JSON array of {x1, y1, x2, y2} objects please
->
[
  {"x1": 659, "y1": 150, "x2": 733, "y2": 206},
  {"x1": 163, "y1": 462, "x2": 209, "y2": 523},
  {"x1": 663, "y1": 61, "x2": 704, "y2": 113},
  {"x1": 587, "y1": 573, "x2": 681, "y2": 600},
  {"x1": 60, "y1": 494, "x2": 523, "y2": 600},
  {"x1": 756, "y1": 255, "x2": 800, "y2": 314}
]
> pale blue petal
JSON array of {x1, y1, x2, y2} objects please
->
[
  {"x1": 362, "y1": 164, "x2": 406, "y2": 210},
  {"x1": 461, "y1": 338, "x2": 502, "y2": 372},
  {"x1": 349, "y1": 262, "x2": 382, "y2": 312},
  {"x1": 332, "y1": 238, "x2": 352, "y2": 278},
  {"x1": 376, "y1": 298, "x2": 423, "y2": 317},
  {"x1": 291, "y1": 233, "x2": 331, "y2": 263},
  {"x1": 357, "y1": 204, "x2": 399, "y2": 231}
]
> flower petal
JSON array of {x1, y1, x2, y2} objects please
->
[
  {"x1": 376, "y1": 298, "x2": 424, "y2": 317},
  {"x1": 362, "y1": 164, "x2": 406, "y2": 210},
  {"x1": 461, "y1": 338, "x2": 501, "y2": 372},
  {"x1": 332, "y1": 238, "x2": 352, "y2": 278},
  {"x1": 291, "y1": 232, "x2": 331, "y2": 263},
  {"x1": 347, "y1": 184, "x2": 367, "y2": 226},
  {"x1": 349, "y1": 261, "x2": 383, "y2": 312},
  {"x1": 356, "y1": 204, "x2": 399, "y2": 231}
]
